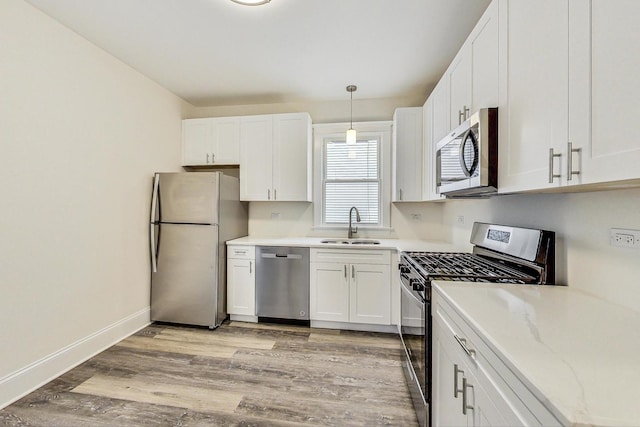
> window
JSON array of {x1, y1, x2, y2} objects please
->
[{"x1": 313, "y1": 122, "x2": 391, "y2": 229}]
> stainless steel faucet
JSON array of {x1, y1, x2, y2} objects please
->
[{"x1": 348, "y1": 206, "x2": 361, "y2": 239}]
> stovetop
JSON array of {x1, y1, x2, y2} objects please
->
[{"x1": 402, "y1": 251, "x2": 538, "y2": 284}]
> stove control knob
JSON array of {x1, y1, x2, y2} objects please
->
[
  {"x1": 400, "y1": 265, "x2": 410, "y2": 274},
  {"x1": 411, "y1": 280, "x2": 425, "y2": 292}
]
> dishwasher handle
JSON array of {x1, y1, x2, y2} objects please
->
[{"x1": 261, "y1": 253, "x2": 303, "y2": 260}]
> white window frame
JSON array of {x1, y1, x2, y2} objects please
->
[{"x1": 313, "y1": 121, "x2": 392, "y2": 230}]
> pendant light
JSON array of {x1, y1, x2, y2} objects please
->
[{"x1": 346, "y1": 85, "x2": 357, "y2": 145}]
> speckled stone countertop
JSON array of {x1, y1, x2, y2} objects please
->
[{"x1": 433, "y1": 281, "x2": 640, "y2": 427}]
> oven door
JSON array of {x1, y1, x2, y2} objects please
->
[{"x1": 400, "y1": 278, "x2": 427, "y2": 427}]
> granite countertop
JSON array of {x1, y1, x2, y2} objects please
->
[
  {"x1": 226, "y1": 236, "x2": 460, "y2": 253},
  {"x1": 433, "y1": 281, "x2": 640, "y2": 427}
]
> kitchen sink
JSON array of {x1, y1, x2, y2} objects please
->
[
  {"x1": 349, "y1": 240, "x2": 381, "y2": 245},
  {"x1": 320, "y1": 239, "x2": 381, "y2": 245}
]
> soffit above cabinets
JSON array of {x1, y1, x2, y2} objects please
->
[{"x1": 25, "y1": 0, "x2": 490, "y2": 106}]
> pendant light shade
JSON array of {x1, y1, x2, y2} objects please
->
[{"x1": 346, "y1": 85, "x2": 357, "y2": 145}]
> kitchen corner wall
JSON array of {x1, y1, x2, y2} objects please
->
[
  {"x1": 441, "y1": 188, "x2": 640, "y2": 313},
  {"x1": 0, "y1": 0, "x2": 188, "y2": 407}
]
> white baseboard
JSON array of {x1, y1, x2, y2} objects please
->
[{"x1": 0, "y1": 307, "x2": 150, "y2": 410}]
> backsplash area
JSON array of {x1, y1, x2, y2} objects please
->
[
  {"x1": 442, "y1": 187, "x2": 640, "y2": 313},
  {"x1": 247, "y1": 187, "x2": 640, "y2": 313}
]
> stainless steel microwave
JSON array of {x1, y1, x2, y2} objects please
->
[{"x1": 435, "y1": 108, "x2": 498, "y2": 197}]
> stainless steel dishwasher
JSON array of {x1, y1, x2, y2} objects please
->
[{"x1": 256, "y1": 246, "x2": 309, "y2": 322}]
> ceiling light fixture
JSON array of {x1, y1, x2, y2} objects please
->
[
  {"x1": 346, "y1": 85, "x2": 357, "y2": 145},
  {"x1": 230, "y1": 0, "x2": 271, "y2": 5}
]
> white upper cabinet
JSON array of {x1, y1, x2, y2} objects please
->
[
  {"x1": 499, "y1": 0, "x2": 640, "y2": 193},
  {"x1": 431, "y1": 72, "x2": 451, "y2": 145},
  {"x1": 422, "y1": 97, "x2": 445, "y2": 201},
  {"x1": 578, "y1": 0, "x2": 640, "y2": 185},
  {"x1": 392, "y1": 107, "x2": 423, "y2": 202},
  {"x1": 498, "y1": 0, "x2": 571, "y2": 193},
  {"x1": 240, "y1": 112, "x2": 312, "y2": 202},
  {"x1": 448, "y1": 0, "x2": 500, "y2": 130},
  {"x1": 182, "y1": 117, "x2": 240, "y2": 166}
]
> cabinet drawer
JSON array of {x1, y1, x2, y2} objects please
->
[
  {"x1": 434, "y1": 293, "x2": 561, "y2": 426},
  {"x1": 227, "y1": 245, "x2": 255, "y2": 260},
  {"x1": 310, "y1": 248, "x2": 391, "y2": 265}
]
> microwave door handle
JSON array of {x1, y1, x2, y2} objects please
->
[{"x1": 458, "y1": 129, "x2": 476, "y2": 178}]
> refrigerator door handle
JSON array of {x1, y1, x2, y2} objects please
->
[
  {"x1": 150, "y1": 174, "x2": 160, "y2": 273},
  {"x1": 150, "y1": 173, "x2": 160, "y2": 223},
  {"x1": 150, "y1": 224, "x2": 158, "y2": 273}
]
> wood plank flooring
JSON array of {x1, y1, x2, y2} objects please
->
[{"x1": 0, "y1": 321, "x2": 418, "y2": 426}]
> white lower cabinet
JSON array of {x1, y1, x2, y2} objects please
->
[
  {"x1": 310, "y1": 249, "x2": 391, "y2": 326},
  {"x1": 432, "y1": 288, "x2": 561, "y2": 426},
  {"x1": 226, "y1": 245, "x2": 256, "y2": 320}
]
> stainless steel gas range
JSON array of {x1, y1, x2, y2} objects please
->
[{"x1": 398, "y1": 222, "x2": 556, "y2": 427}]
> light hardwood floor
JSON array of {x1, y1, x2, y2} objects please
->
[{"x1": 0, "y1": 321, "x2": 418, "y2": 426}]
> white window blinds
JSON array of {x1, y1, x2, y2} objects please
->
[{"x1": 323, "y1": 138, "x2": 380, "y2": 225}]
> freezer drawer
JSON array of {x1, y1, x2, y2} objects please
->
[
  {"x1": 151, "y1": 223, "x2": 220, "y2": 327},
  {"x1": 256, "y1": 246, "x2": 309, "y2": 321}
]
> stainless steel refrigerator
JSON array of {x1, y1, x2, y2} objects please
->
[{"x1": 150, "y1": 172, "x2": 248, "y2": 328}]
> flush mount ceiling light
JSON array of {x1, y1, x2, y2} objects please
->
[
  {"x1": 230, "y1": 0, "x2": 271, "y2": 5},
  {"x1": 346, "y1": 85, "x2": 357, "y2": 145}
]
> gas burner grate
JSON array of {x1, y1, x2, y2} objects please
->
[{"x1": 404, "y1": 252, "x2": 537, "y2": 284}]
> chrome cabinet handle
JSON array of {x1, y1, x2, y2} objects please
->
[
  {"x1": 206, "y1": 153, "x2": 210, "y2": 164},
  {"x1": 548, "y1": 148, "x2": 562, "y2": 183},
  {"x1": 249, "y1": 260, "x2": 252, "y2": 274},
  {"x1": 351, "y1": 265, "x2": 355, "y2": 279},
  {"x1": 454, "y1": 335, "x2": 476, "y2": 359},
  {"x1": 458, "y1": 109, "x2": 465, "y2": 125},
  {"x1": 344, "y1": 265, "x2": 347, "y2": 278},
  {"x1": 453, "y1": 364, "x2": 464, "y2": 398},
  {"x1": 267, "y1": 189, "x2": 271, "y2": 200},
  {"x1": 399, "y1": 188, "x2": 403, "y2": 201},
  {"x1": 274, "y1": 189, "x2": 277, "y2": 200},
  {"x1": 567, "y1": 142, "x2": 581, "y2": 181},
  {"x1": 462, "y1": 377, "x2": 474, "y2": 415},
  {"x1": 464, "y1": 106, "x2": 470, "y2": 120}
]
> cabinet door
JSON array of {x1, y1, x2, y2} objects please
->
[
  {"x1": 182, "y1": 118, "x2": 213, "y2": 166},
  {"x1": 422, "y1": 97, "x2": 445, "y2": 201},
  {"x1": 310, "y1": 262, "x2": 349, "y2": 322},
  {"x1": 433, "y1": 319, "x2": 470, "y2": 427},
  {"x1": 393, "y1": 107, "x2": 423, "y2": 202},
  {"x1": 349, "y1": 263, "x2": 390, "y2": 325},
  {"x1": 470, "y1": 0, "x2": 500, "y2": 112},
  {"x1": 272, "y1": 113, "x2": 312, "y2": 201},
  {"x1": 211, "y1": 117, "x2": 240, "y2": 164},
  {"x1": 432, "y1": 76, "x2": 451, "y2": 145},
  {"x1": 499, "y1": 0, "x2": 569, "y2": 193},
  {"x1": 240, "y1": 115, "x2": 273, "y2": 201},
  {"x1": 580, "y1": 1, "x2": 640, "y2": 185},
  {"x1": 449, "y1": 51, "x2": 472, "y2": 130},
  {"x1": 226, "y1": 258, "x2": 255, "y2": 316}
]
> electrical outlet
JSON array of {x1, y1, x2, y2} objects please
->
[
  {"x1": 610, "y1": 228, "x2": 640, "y2": 248},
  {"x1": 411, "y1": 213, "x2": 422, "y2": 221},
  {"x1": 456, "y1": 215, "x2": 465, "y2": 225},
  {"x1": 271, "y1": 212, "x2": 281, "y2": 220}
]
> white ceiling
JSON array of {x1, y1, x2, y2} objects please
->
[{"x1": 25, "y1": 0, "x2": 491, "y2": 107}]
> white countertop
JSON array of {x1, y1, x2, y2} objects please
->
[
  {"x1": 433, "y1": 281, "x2": 640, "y2": 427},
  {"x1": 226, "y1": 236, "x2": 460, "y2": 253}
]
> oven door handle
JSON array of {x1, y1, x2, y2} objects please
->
[{"x1": 400, "y1": 280, "x2": 425, "y2": 306}]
